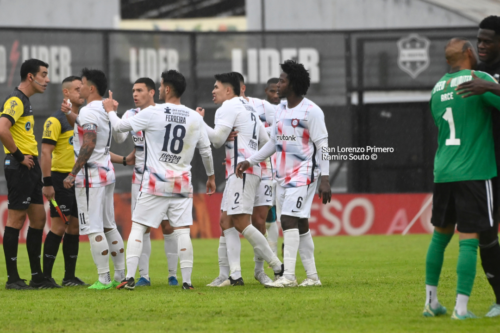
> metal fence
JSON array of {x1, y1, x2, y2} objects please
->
[{"x1": 0, "y1": 26, "x2": 478, "y2": 194}]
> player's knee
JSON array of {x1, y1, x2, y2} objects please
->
[
  {"x1": 111, "y1": 251, "x2": 116, "y2": 256},
  {"x1": 120, "y1": 248, "x2": 124, "y2": 253},
  {"x1": 112, "y1": 241, "x2": 118, "y2": 245},
  {"x1": 102, "y1": 250, "x2": 108, "y2": 255},
  {"x1": 95, "y1": 235, "x2": 103, "y2": 242}
]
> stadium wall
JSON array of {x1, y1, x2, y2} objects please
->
[{"x1": 0, "y1": 193, "x2": 433, "y2": 243}]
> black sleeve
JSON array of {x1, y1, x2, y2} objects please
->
[
  {"x1": 41, "y1": 139, "x2": 57, "y2": 146},
  {"x1": 0, "y1": 114, "x2": 15, "y2": 126}
]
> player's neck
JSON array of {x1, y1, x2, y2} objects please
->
[
  {"x1": 164, "y1": 96, "x2": 181, "y2": 105},
  {"x1": 449, "y1": 61, "x2": 471, "y2": 74},
  {"x1": 140, "y1": 101, "x2": 155, "y2": 110},
  {"x1": 286, "y1": 95, "x2": 303, "y2": 109},
  {"x1": 71, "y1": 104, "x2": 81, "y2": 115},
  {"x1": 17, "y1": 82, "x2": 35, "y2": 98},
  {"x1": 86, "y1": 94, "x2": 102, "y2": 104}
]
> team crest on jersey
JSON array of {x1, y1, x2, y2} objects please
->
[
  {"x1": 69, "y1": 136, "x2": 73, "y2": 146},
  {"x1": 291, "y1": 118, "x2": 300, "y2": 128},
  {"x1": 397, "y1": 34, "x2": 430, "y2": 79},
  {"x1": 164, "y1": 107, "x2": 171, "y2": 114},
  {"x1": 44, "y1": 120, "x2": 52, "y2": 137},
  {"x1": 7, "y1": 100, "x2": 17, "y2": 116},
  {"x1": 25, "y1": 122, "x2": 31, "y2": 131}
]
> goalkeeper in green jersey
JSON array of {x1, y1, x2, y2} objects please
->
[{"x1": 424, "y1": 38, "x2": 500, "y2": 320}]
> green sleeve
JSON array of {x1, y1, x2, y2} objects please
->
[{"x1": 475, "y1": 71, "x2": 500, "y2": 109}]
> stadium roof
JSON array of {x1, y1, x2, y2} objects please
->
[{"x1": 423, "y1": 0, "x2": 500, "y2": 23}]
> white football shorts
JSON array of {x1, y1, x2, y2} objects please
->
[
  {"x1": 132, "y1": 183, "x2": 168, "y2": 221},
  {"x1": 76, "y1": 183, "x2": 117, "y2": 235},
  {"x1": 276, "y1": 181, "x2": 318, "y2": 219},
  {"x1": 221, "y1": 174, "x2": 260, "y2": 215},
  {"x1": 254, "y1": 179, "x2": 274, "y2": 207},
  {"x1": 132, "y1": 192, "x2": 192, "y2": 228}
]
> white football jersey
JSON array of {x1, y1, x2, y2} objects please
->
[
  {"x1": 272, "y1": 97, "x2": 328, "y2": 188},
  {"x1": 122, "y1": 108, "x2": 145, "y2": 184},
  {"x1": 127, "y1": 103, "x2": 210, "y2": 197},
  {"x1": 215, "y1": 96, "x2": 261, "y2": 179},
  {"x1": 74, "y1": 100, "x2": 115, "y2": 188},
  {"x1": 247, "y1": 97, "x2": 275, "y2": 181}
]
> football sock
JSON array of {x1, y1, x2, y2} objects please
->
[
  {"x1": 456, "y1": 238, "x2": 479, "y2": 297},
  {"x1": 455, "y1": 294, "x2": 470, "y2": 316},
  {"x1": 479, "y1": 239, "x2": 500, "y2": 304},
  {"x1": 425, "y1": 285, "x2": 439, "y2": 309},
  {"x1": 62, "y1": 233, "x2": 79, "y2": 279},
  {"x1": 266, "y1": 222, "x2": 279, "y2": 256},
  {"x1": 88, "y1": 232, "x2": 110, "y2": 282},
  {"x1": 138, "y1": 232, "x2": 151, "y2": 279},
  {"x1": 425, "y1": 230, "x2": 453, "y2": 286},
  {"x1": 175, "y1": 229, "x2": 193, "y2": 285},
  {"x1": 105, "y1": 228, "x2": 125, "y2": 281},
  {"x1": 218, "y1": 236, "x2": 230, "y2": 279},
  {"x1": 283, "y1": 229, "x2": 300, "y2": 280},
  {"x1": 43, "y1": 231, "x2": 62, "y2": 278},
  {"x1": 299, "y1": 231, "x2": 319, "y2": 280},
  {"x1": 254, "y1": 253, "x2": 265, "y2": 273},
  {"x1": 3, "y1": 226, "x2": 20, "y2": 283},
  {"x1": 224, "y1": 227, "x2": 242, "y2": 280},
  {"x1": 241, "y1": 224, "x2": 282, "y2": 272},
  {"x1": 164, "y1": 232, "x2": 178, "y2": 278},
  {"x1": 26, "y1": 227, "x2": 44, "y2": 282},
  {"x1": 126, "y1": 223, "x2": 147, "y2": 279}
]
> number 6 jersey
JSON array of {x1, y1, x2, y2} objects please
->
[
  {"x1": 430, "y1": 69, "x2": 500, "y2": 182},
  {"x1": 110, "y1": 103, "x2": 210, "y2": 198}
]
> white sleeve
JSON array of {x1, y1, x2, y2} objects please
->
[
  {"x1": 78, "y1": 108, "x2": 98, "y2": 127},
  {"x1": 258, "y1": 121, "x2": 269, "y2": 149},
  {"x1": 204, "y1": 122, "x2": 232, "y2": 149},
  {"x1": 199, "y1": 146, "x2": 214, "y2": 176},
  {"x1": 247, "y1": 140, "x2": 276, "y2": 166},
  {"x1": 108, "y1": 111, "x2": 134, "y2": 133},
  {"x1": 308, "y1": 106, "x2": 328, "y2": 142},
  {"x1": 314, "y1": 137, "x2": 329, "y2": 176},
  {"x1": 263, "y1": 100, "x2": 275, "y2": 126},
  {"x1": 214, "y1": 104, "x2": 239, "y2": 129}
]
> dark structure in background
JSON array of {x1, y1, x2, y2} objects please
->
[
  {"x1": 121, "y1": 0, "x2": 245, "y2": 19},
  {"x1": 0, "y1": 27, "x2": 476, "y2": 195}
]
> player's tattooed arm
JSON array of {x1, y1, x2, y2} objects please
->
[{"x1": 63, "y1": 124, "x2": 97, "y2": 189}]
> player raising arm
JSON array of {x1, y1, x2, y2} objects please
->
[
  {"x1": 236, "y1": 60, "x2": 331, "y2": 288},
  {"x1": 104, "y1": 70, "x2": 215, "y2": 290}
]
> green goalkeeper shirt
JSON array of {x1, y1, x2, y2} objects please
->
[{"x1": 431, "y1": 69, "x2": 500, "y2": 183}]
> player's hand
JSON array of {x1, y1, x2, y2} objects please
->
[
  {"x1": 61, "y1": 99, "x2": 71, "y2": 114},
  {"x1": 195, "y1": 107, "x2": 205, "y2": 118},
  {"x1": 21, "y1": 155, "x2": 34, "y2": 169},
  {"x1": 236, "y1": 161, "x2": 250, "y2": 178},
  {"x1": 126, "y1": 153, "x2": 136, "y2": 166},
  {"x1": 226, "y1": 130, "x2": 238, "y2": 142},
  {"x1": 102, "y1": 91, "x2": 118, "y2": 113},
  {"x1": 206, "y1": 175, "x2": 216, "y2": 195},
  {"x1": 63, "y1": 174, "x2": 75, "y2": 189},
  {"x1": 318, "y1": 176, "x2": 332, "y2": 204},
  {"x1": 456, "y1": 71, "x2": 495, "y2": 98},
  {"x1": 42, "y1": 185, "x2": 55, "y2": 201}
]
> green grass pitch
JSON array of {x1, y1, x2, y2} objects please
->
[{"x1": 0, "y1": 235, "x2": 499, "y2": 332}]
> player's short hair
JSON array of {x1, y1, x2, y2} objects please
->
[
  {"x1": 62, "y1": 76, "x2": 81, "y2": 84},
  {"x1": 81, "y1": 68, "x2": 107, "y2": 97},
  {"x1": 214, "y1": 72, "x2": 240, "y2": 96},
  {"x1": 161, "y1": 70, "x2": 186, "y2": 97},
  {"x1": 233, "y1": 72, "x2": 245, "y2": 84},
  {"x1": 280, "y1": 60, "x2": 310, "y2": 96},
  {"x1": 134, "y1": 77, "x2": 156, "y2": 91},
  {"x1": 266, "y1": 78, "x2": 279, "y2": 86},
  {"x1": 480, "y1": 16, "x2": 500, "y2": 35},
  {"x1": 20, "y1": 59, "x2": 49, "y2": 81}
]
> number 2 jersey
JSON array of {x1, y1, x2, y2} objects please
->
[
  {"x1": 215, "y1": 96, "x2": 262, "y2": 179},
  {"x1": 122, "y1": 108, "x2": 145, "y2": 184},
  {"x1": 122, "y1": 103, "x2": 210, "y2": 198},
  {"x1": 73, "y1": 100, "x2": 115, "y2": 188},
  {"x1": 430, "y1": 69, "x2": 500, "y2": 182}
]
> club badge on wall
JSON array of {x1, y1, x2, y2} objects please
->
[{"x1": 397, "y1": 34, "x2": 430, "y2": 79}]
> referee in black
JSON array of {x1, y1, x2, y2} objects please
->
[
  {"x1": 456, "y1": 15, "x2": 500, "y2": 316},
  {"x1": 0, "y1": 59, "x2": 56, "y2": 289}
]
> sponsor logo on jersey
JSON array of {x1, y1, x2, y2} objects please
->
[
  {"x1": 164, "y1": 107, "x2": 171, "y2": 114},
  {"x1": 25, "y1": 121, "x2": 31, "y2": 131},
  {"x1": 133, "y1": 136, "x2": 144, "y2": 143},
  {"x1": 276, "y1": 135, "x2": 297, "y2": 142},
  {"x1": 397, "y1": 33, "x2": 430, "y2": 79},
  {"x1": 248, "y1": 139, "x2": 258, "y2": 150},
  {"x1": 159, "y1": 153, "x2": 181, "y2": 164}
]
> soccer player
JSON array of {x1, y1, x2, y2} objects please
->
[
  {"x1": 117, "y1": 77, "x2": 179, "y2": 287},
  {"x1": 265, "y1": 78, "x2": 280, "y2": 105},
  {"x1": 105, "y1": 70, "x2": 215, "y2": 290},
  {"x1": 63, "y1": 68, "x2": 127, "y2": 290},
  {"x1": 41, "y1": 76, "x2": 88, "y2": 287},
  {"x1": 455, "y1": 16, "x2": 500, "y2": 317},
  {"x1": 0, "y1": 59, "x2": 54, "y2": 289},
  {"x1": 201, "y1": 72, "x2": 283, "y2": 287},
  {"x1": 236, "y1": 60, "x2": 331, "y2": 288},
  {"x1": 422, "y1": 38, "x2": 500, "y2": 319}
]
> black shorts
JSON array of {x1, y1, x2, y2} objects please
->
[
  {"x1": 4, "y1": 155, "x2": 43, "y2": 210},
  {"x1": 50, "y1": 171, "x2": 78, "y2": 218},
  {"x1": 431, "y1": 180, "x2": 494, "y2": 233}
]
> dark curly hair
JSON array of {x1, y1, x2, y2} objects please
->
[
  {"x1": 280, "y1": 60, "x2": 310, "y2": 96},
  {"x1": 480, "y1": 16, "x2": 500, "y2": 35}
]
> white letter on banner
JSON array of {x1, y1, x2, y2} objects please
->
[
  {"x1": 0, "y1": 46, "x2": 6, "y2": 83},
  {"x1": 59, "y1": 46, "x2": 72, "y2": 79},
  {"x1": 319, "y1": 200, "x2": 342, "y2": 236},
  {"x1": 281, "y1": 48, "x2": 297, "y2": 62},
  {"x1": 299, "y1": 48, "x2": 320, "y2": 83},
  {"x1": 146, "y1": 48, "x2": 157, "y2": 80},
  {"x1": 342, "y1": 198, "x2": 374, "y2": 236},
  {"x1": 259, "y1": 49, "x2": 280, "y2": 83},
  {"x1": 129, "y1": 48, "x2": 138, "y2": 83},
  {"x1": 247, "y1": 49, "x2": 258, "y2": 84},
  {"x1": 50, "y1": 46, "x2": 59, "y2": 82},
  {"x1": 37, "y1": 46, "x2": 49, "y2": 65}
]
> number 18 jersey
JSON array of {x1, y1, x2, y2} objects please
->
[
  {"x1": 430, "y1": 69, "x2": 500, "y2": 182},
  {"x1": 127, "y1": 103, "x2": 210, "y2": 197}
]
